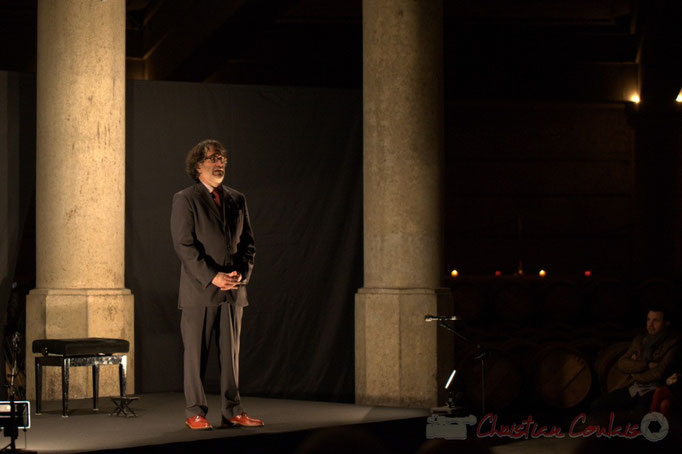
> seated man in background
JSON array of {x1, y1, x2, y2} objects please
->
[{"x1": 590, "y1": 305, "x2": 679, "y2": 417}]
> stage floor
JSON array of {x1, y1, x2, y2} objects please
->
[
  {"x1": 14, "y1": 393, "x2": 429, "y2": 453},
  {"x1": 9, "y1": 394, "x2": 679, "y2": 454}
]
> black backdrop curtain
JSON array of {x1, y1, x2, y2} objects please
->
[
  {"x1": 126, "y1": 80, "x2": 363, "y2": 401},
  {"x1": 0, "y1": 72, "x2": 35, "y2": 398}
]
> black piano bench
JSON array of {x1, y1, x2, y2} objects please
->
[{"x1": 32, "y1": 338, "x2": 129, "y2": 417}]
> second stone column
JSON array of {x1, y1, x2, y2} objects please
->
[{"x1": 356, "y1": 0, "x2": 452, "y2": 407}]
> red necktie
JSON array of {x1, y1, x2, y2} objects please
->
[{"x1": 211, "y1": 188, "x2": 222, "y2": 208}]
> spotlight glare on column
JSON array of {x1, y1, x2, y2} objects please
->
[{"x1": 630, "y1": 93, "x2": 641, "y2": 103}]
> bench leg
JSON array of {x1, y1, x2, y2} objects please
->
[
  {"x1": 92, "y1": 364, "x2": 100, "y2": 411},
  {"x1": 119, "y1": 355, "x2": 127, "y2": 397},
  {"x1": 35, "y1": 358, "x2": 42, "y2": 415},
  {"x1": 62, "y1": 358, "x2": 70, "y2": 417}
]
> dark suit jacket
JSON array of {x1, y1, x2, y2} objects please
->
[{"x1": 170, "y1": 182, "x2": 255, "y2": 308}]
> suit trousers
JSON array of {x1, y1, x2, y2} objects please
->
[{"x1": 181, "y1": 302, "x2": 244, "y2": 419}]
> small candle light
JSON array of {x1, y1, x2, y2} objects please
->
[
  {"x1": 584, "y1": 270, "x2": 592, "y2": 278},
  {"x1": 539, "y1": 270, "x2": 547, "y2": 278},
  {"x1": 450, "y1": 269, "x2": 459, "y2": 278},
  {"x1": 494, "y1": 270, "x2": 502, "y2": 277}
]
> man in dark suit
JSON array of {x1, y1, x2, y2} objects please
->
[{"x1": 171, "y1": 139, "x2": 263, "y2": 430}]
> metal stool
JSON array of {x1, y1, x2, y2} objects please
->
[
  {"x1": 33, "y1": 338, "x2": 129, "y2": 417},
  {"x1": 110, "y1": 396, "x2": 139, "y2": 417}
]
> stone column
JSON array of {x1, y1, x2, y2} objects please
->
[
  {"x1": 356, "y1": 0, "x2": 452, "y2": 408},
  {"x1": 26, "y1": 0, "x2": 134, "y2": 400}
]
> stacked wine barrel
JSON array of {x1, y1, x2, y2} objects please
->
[{"x1": 448, "y1": 276, "x2": 679, "y2": 412}]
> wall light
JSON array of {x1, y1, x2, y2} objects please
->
[
  {"x1": 630, "y1": 93, "x2": 641, "y2": 104},
  {"x1": 676, "y1": 91, "x2": 682, "y2": 103}
]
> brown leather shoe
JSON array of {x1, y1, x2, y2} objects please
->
[
  {"x1": 226, "y1": 412, "x2": 264, "y2": 427},
  {"x1": 185, "y1": 415, "x2": 213, "y2": 430}
]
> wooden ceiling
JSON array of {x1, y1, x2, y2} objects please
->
[{"x1": 0, "y1": 0, "x2": 680, "y2": 102}]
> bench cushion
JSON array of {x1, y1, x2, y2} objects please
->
[{"x1": 33, "y1": 338, "x2": 129, "y2": 356}]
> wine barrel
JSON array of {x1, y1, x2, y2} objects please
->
[
  {"x1": 498, "y1": 338, "x2": 540, "y2": 395},
  {"x1": 468, "y1": 322, "x2": 523, "y2": 346},
  {"x1": 568, "y1": 337, "x2": 606, "y2": 366},
  {"x1": 533, "y1": 344, "x2": 592, "y2": 408},
  {"x1": 451, "y1": 282, "x2": 487, "y2": 323},
  {"x1": 457, "y1": 348, "x2": 521, "y2": 411},
  {"x1": 541, "y1": 280, "x2": 584, "y2": 324},
  {"x1": 594, "y1": 341, "x2": 631, "y2": 393},
  {"x1": 582, "y1": 323, "x2": 633, "y2": 342},
  {"x1": 533, "y1": 323, "x2": 576, "y2": 344},
  {"x1": 450, "y1": 281, "x2": 487, "y2": 323},
  {"x1": 492, "y1": 281, "x2": 533, "y2": 323},
  {"x1": 586, "y1": 279, "x2": 631, "y2": 325},
  {"x1": 636, "y1": 278, "x2": 675, "y2": 319}
]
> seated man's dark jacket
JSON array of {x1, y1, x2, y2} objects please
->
[{"x1": 617, "y1": 330, "x2": 679, "y2": 386}]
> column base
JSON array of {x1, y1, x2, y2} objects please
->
[
  {"x1": 25, "y1": 288, "x2": 135, "y2": 400},
  {"x1": 355, "y1": 287, "x2": 453, "y2": 408}
]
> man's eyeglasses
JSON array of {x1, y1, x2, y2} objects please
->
[{"x1": 204, "y1": 154, "x2": 227, "y2": 164}]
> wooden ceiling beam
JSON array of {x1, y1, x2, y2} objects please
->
[{"x1": 135, "y1": 0, "x2": 247, "y2": 80}]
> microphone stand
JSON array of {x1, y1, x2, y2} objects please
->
[
  {"x1": 436, "y1": 320, "x2": 487, "y2": 416},
  {"x1": 2, "y1": 332, "x2": 29, "y2": 454}
]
